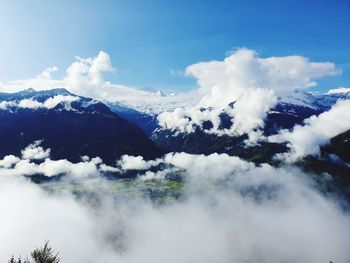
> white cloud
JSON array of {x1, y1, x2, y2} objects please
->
[
  {"x1": 0, "y1": 147, "x2": 350, "y2": 262},
  {"x1": 0, "y1": 100, "x2": 17, "y2": 109},
  {"x1": 117, "y1": 155, "x2": 162, "y2": 171},
  {"x1": 269, "y1": 99, "x2": 350, "y2": 162},
  {"x1": 118, "y1": 155, "x2": 152, "y2": 170},
  {"x1": 187, "y1": 49, "x2": 338, "y2": 108},
  {"x1": 42, "y1": 95, "x2": 79, "y2": 110},
  {"x1": 21, "y1": 140, "x2": 50, "y2": 160},
  {"x1": 0, "y1": 157, "x2": 99, "y2": 178},
  {"x1": 163, "y1": 152, "x2": 254, "y2": 179},
  {"x1": 225, "y1": 88, "x2": 276, "y2": 136},
  {"x1": 0, "y1": 155, "x2": 21, "y2": 168},
  {"x1": 0, "y1": 95, "x2": 80, "y2": 111},
  {"x1": 0, "y1": 142, "x2": 103, "y2": 178},
  {"x1": 37, "y1": 66, "x2": 59, "y2": 80},
  {"x1": 17, "y1": 98, "x2": 42, "y2": 109},
  {"x1": 158, "y1": 48, "x2": 340, "y2": 139},
  {"x1": 66, "y1": 51, "x2": 115, "y2": 96}
]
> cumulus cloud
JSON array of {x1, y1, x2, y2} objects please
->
[
  {"x1": 0, "y1": 100, "x2": 17, "y2": 109},
  {"x1": 163, "y1": 152, "x2": 254, "y2": 179},
  {"x1": 66, "y1": 51, "x2": 115, "y2": 96},
  {"x1": 0, "y1": 142, "x2": 106, "y2": 178},
  {"x1": 158, "y1": 48, "x2": 340, "y2": 140},
  {"x1": 0, "y1": 155, "x2": 21, "y2": 168},
  {"x1": 269, "y1": 99, "x2": 350, "y2": 162},
  {"x1": 0, "y1": 95, "x2": 79, "y2": 111},
  {"x1": 117, "y1": 155, "x2": 161, "y2": 170},
  {"x1": 43, "y1": 95, "x2": 79, "y2": 109},
  {"x1": 116, "y1": 152, "x2": 253, "y2": 178},
  {"x1": 17, "y1": 99, "x2": 42, "y2": 109},
  {"x1": 188, "y1": 48, "x2": 338, "y2": 107},
  {"x1": 0, "y1": 156, "x2": 100, "y2": 178},
  {"x1": 37, "y1": 66, "x2": 59, "y2": 80},
  {"x1": 21, "y1": 140, "x2": 51, "y2": 160},
  {"x1": 0, "y1": 145, "x2": 350, "y2": 262}
]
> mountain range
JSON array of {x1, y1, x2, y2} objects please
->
[
  {"x1": 0, "y1": 86, "x2": 349, "y2": 204},
  {"x1": 0, "y1": 87, "x2": 349, "y2": 172},
  {"x1": 0, "y1": 88, "x2": 161, "y2": 164}
]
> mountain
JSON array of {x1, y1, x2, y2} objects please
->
[
  {"x1": 151, "y1": 91, "x2": 350, "y2": 160},
  {"x1": 106, "y1": 102, "x2": 159, "y2": 137},
  {"x1": 1, "y1": 88, "x2": 349, "y2": 200},
  {"x1": 139, "y1": 87, "x2": 168, "y2": 97},
  {"x1": 148, "y1": 90, "x2": 350, "y2": 201},
  {"x1": 298, "y1": 130, "x2": 350, "y2": 202},
  {"x1": 322, "y1": 129, "x2": 350, "y2": 163},
  {"x1": 1, "y1": 88, "x2": 348, "y2": 168},
  {"x1": 0, "y1": 88, "x2": 162, "y2": 164}
]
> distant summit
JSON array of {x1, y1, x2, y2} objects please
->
[{"x1": 139, "y1": 86, "x2": 168, "y2": 97}]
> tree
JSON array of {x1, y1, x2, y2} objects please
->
[
  {"x1": 31, "y1": 242, "x2": 60, "y2": 263},
  {"x1": 8, "y1": 255, "x2": 30, "y2": 263},
  {"x1": 8, "y1": 242, "x2": 60, "y2": 263}
]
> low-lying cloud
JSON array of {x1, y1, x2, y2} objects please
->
[
  {"x1": 0, "y1": 95, "x2": 79, "y2": 111},
  {"x1": 269, "y1": 99, "x2": 350, "y2": 162},
  {"x1": 0, "y1": 143, "x2": 350, "y2": 262},
  {"x1": 0, "y1": 143, "x2": 103, "y2": 178}
]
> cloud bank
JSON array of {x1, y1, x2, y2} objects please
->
[
  {"x1": 0, "y1": 95, "x2": 79, "y2": 111},
  {"x1": 0, "y1": 143, "x2": 350, "y2": 262},
  {"x1": 0, "y1": 142, "x2": 104, "y2": 178},
  {"x1": 21, "y1": 140, "x2": 51, "y2": 160},
  {"x1": 269, "y1": 99, "x2": 350, "y2": 161}
]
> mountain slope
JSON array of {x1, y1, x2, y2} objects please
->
[
  {"x1": 151, "y1": 91, "x2": 349, "y2": 156},
  {"x1": 0, "y1": 88, "x2": 162, "y2": 164},
  {"x1": 107, "y1": 102, "x2": 159, "y2": 136}
]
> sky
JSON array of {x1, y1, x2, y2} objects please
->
[{"x1": 0, "y1": 0, "x2": 349, "y2": 92}]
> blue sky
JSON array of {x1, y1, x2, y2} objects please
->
[{"x1": 0, "y1": 0, "x2": 349, "y2": 92}]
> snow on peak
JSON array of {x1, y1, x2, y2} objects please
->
[
  {"x1": 278, "y1": 90, "x2": 317, "y2": 109},
  {"x1": 326, "y1": 87, "x2": 350, "y2": 95}
]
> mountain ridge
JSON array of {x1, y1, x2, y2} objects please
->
[{"x1": 0, "y1": 88, "x2": 162, "y2": 164}]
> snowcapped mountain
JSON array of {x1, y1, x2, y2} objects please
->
[
  {"x1": 1, "y1": 87, "x2": 348, "y2": 168},
  {"x1": 0, "y1": 88, "x2": 162, "y2": 164},
  {"x1": 0, "y1": 87, "x2": 72, "y2": 101},
  {"x1": 91, "y1": 84, "x2": 199, "y2": 115},
  {"x1": 0, "y1": 87, "x2": 349, "y2": 204},
  {"x1": 150, "y1": 90, "x2": 350, "y2": 165},
  {"x1": 278, "y1": 89, "x2": 350, "y2": 111},
  {"x1": 152, "y1": 90, "x2": 349, "y2": 136}
]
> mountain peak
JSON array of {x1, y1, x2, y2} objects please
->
[
  {"x1": 326, "y1": 87, "x2": 350, "y2": 95},
  {"x1": 23, "y1": 88, "x2": 36, "y2": 93},
  {"x1": 37, "y1": 88, "x2": 72, "y2": 96}
]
